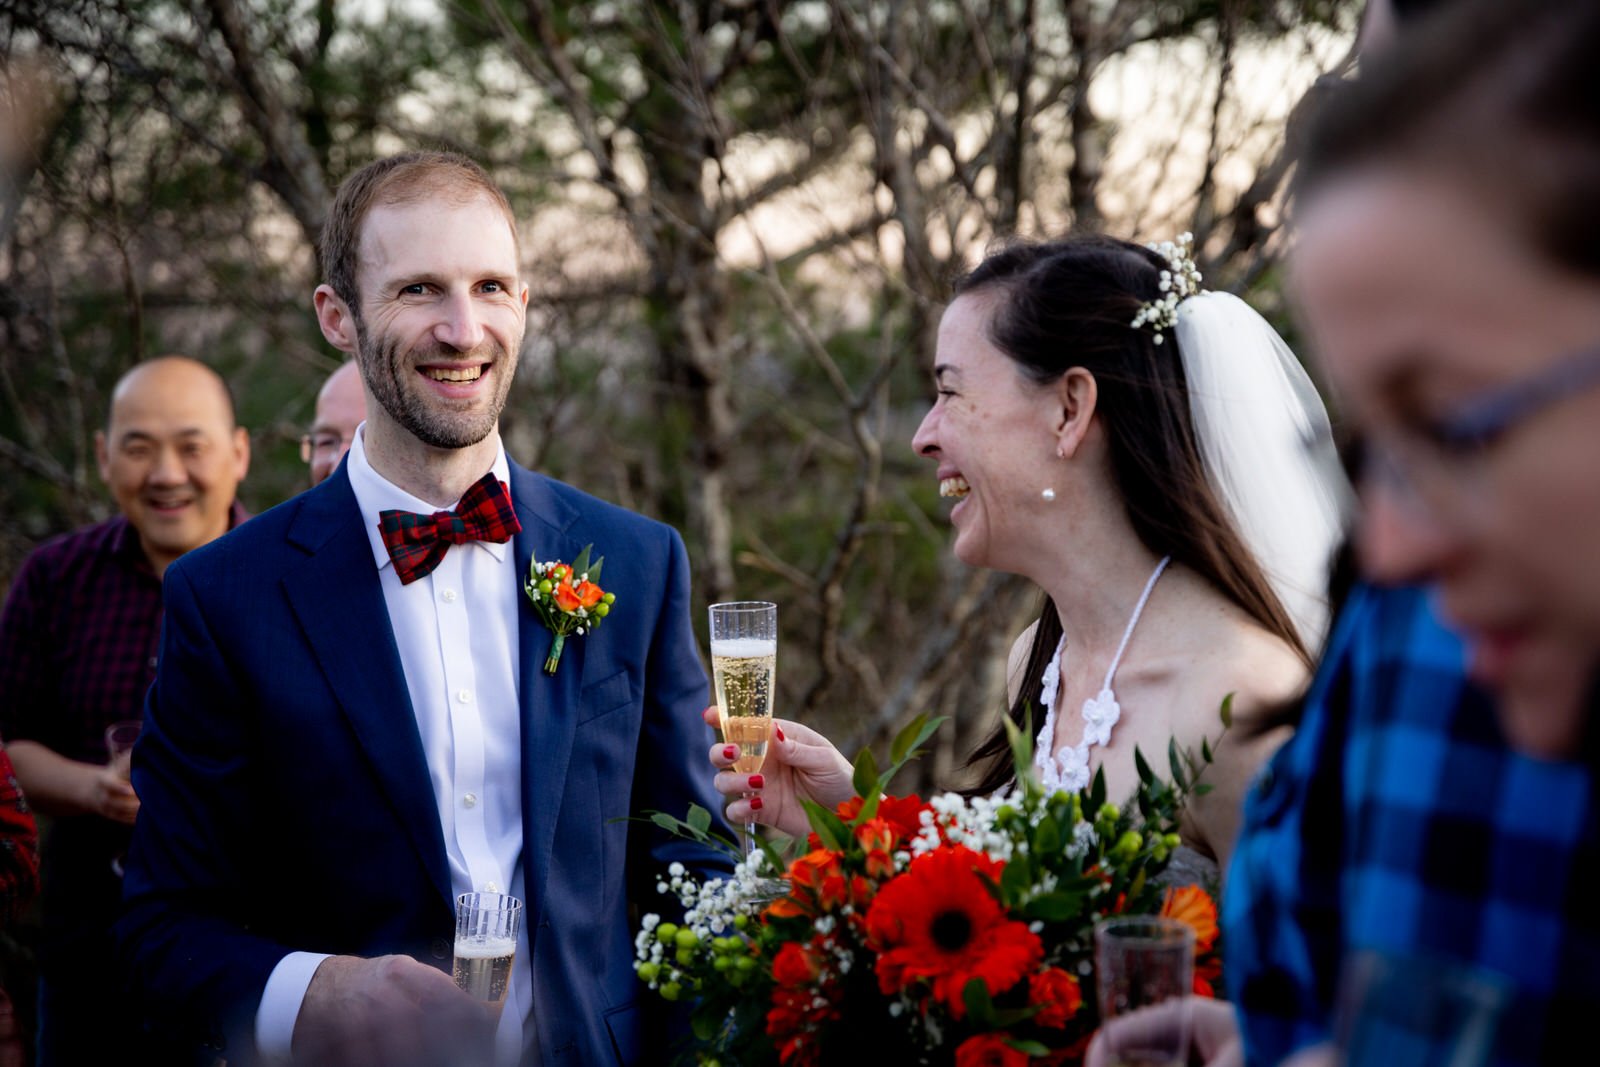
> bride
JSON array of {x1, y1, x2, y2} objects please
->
[{"x1": 709, "y1": 234, "x2": 1349, "y2": 874}]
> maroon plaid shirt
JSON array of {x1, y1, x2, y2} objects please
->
[
  {"x1": 0, "y1": 506, "x2": 247, "y2": 763},
  {"x1": 0, "y1": 743, "x2": 38, "y2": 924}
]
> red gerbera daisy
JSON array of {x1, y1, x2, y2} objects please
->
[
  {"x1": 864, "y1": 844, "x2": 1043, "y2": 1018},
  {"x1": 954, "y1": 1032, "x2": 1031, "y2": 1067}
]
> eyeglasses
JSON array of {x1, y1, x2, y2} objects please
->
[
  {"x1": 1360, "y1": 340, "x2": 1600, "y2": 515},
  {"x1": 299, "y1": 431, "x2": 353, "y2": 465}
]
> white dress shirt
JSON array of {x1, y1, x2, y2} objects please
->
[{"x1": 256, "y1": 426, "x2": 532, "y2": 1065}]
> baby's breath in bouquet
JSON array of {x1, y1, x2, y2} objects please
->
[{"x1": 636, "y1": 706, "x2": 1228, "y2": 1066}]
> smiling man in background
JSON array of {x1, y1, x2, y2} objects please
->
[
  {"x1": 0, "y1": 354, "x2": 250, "y2": 1065},
  {"x1": 302, "y1": 359, "x2": 366, "y2": 486}
]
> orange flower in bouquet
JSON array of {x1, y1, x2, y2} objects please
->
[{"x1": 634, "y1": 710, "x2": 1226, "y2": 1065}]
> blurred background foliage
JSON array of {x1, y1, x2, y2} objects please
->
[{"x1": 0, "y1": 0, "x2": 1357, "y2": 792}]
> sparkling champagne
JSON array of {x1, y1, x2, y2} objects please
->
[
  {"x1": 712, "y1": 637, "x2": 776, "y2": 774},
  {"x1": 453, "y1": 937, "x2": 516, "y2": 1016}
]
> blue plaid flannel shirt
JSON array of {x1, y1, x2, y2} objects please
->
[{"x1": 1224, "y1": 583, "x2": 1600, "y2": 1066}]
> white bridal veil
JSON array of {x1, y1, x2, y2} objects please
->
[{"x1": 1174, "y1": 291, "x2": 1352, "y2": 651}]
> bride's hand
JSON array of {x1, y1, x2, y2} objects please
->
[{"x1": 703, "y1": 707, "x2": 854, "y2": 840}]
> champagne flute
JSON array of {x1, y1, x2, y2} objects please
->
[
  {"x1": 708, "y1": 601, "x2": 777, "y2": 860},
  {"x1": 1093, "y1": 916, "x2": 1195, "y2": 1067},
  {"x1": 106, "y1": 719, "x2": 142, "y2": 877},
  {"x1": 453, "y1": 891, "x2": 522, "y2": 1020}
]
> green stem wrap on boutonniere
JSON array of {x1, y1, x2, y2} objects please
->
[{"x1": 523, "y1": 544, "x2": 615, "y2": 675}]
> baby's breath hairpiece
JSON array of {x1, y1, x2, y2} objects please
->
[{"x1": 1129, "y1": 232, "x2": 1203, "y2": 344}]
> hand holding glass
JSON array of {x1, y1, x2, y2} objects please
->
[
  {"x1": 1334, "y1": 950, "x2": 1511, "y2": 1067},
  {"x1": 1094, "y1": 917, "x2": 1195, "y2": 1067},
  {"x1": 453, "y1": 892, "x2": 522, "y2": 1020},
  {"x1": 709, "y1": 601, "x2": 777, "y2": 858}
]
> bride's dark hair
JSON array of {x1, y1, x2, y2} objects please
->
[{"x1": 960, "y1": 235, "x2": 1308, "y2": 797}]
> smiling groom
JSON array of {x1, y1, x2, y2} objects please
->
[{"x1": 117, "y1": 152, "x2": 728, "y2": 1067}]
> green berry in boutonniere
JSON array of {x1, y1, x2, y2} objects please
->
[{"x1": 523, "y1": 544, "x2": 615, "y2": 675}]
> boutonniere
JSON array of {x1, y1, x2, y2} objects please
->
[{"x1": 523, "y1": 544, "x2": 615, "y2": 675}]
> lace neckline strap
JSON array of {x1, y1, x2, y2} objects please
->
[{"x1": 1033, "y1": 555, "x2": 1171, "y2": 793}]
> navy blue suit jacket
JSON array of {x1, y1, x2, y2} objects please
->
[{"x1": 117, "y1": 460, "x2": 728, "y2": 1065}]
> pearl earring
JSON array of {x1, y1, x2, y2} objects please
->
[{"x1": 1041, "y1": 488, "x2": 1056, "y2": 502}]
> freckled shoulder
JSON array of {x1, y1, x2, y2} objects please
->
[
  {"x1": 1172, "y1": 614, "x2": 1307, "y2": 867},
  {"x1": 1185, "y1": 618, "x2": 1308, "y2": 742}
]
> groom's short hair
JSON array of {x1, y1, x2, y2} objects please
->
[{"x1": 319, "y1": 151, "x2": 519, "y2": 318}]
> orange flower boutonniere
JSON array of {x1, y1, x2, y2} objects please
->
[{"x1": 523, "y1": 544, "x2": 615, "y2": 674}]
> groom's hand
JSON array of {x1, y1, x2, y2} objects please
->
[{"x1": 293, "y1": 954, "x2": 496, "y2": 1067}]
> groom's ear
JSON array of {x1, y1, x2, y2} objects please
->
[
  {"x1": 1052, "y1": 367, "x2": 1098, "y2": 459},
  {"x1": 314, "y1": 285, "x2": 360, "y2": 355}
]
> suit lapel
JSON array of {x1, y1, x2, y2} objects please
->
[
  {"x1": 508, "y1": 464, "x2": 586, "y2": 934},
  {"x1": 282, "y1": 473, "x2": 453, "y2": 913}
]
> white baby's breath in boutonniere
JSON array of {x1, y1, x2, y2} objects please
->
[{"x1": 523, "y1": 544, "x2": 615, "y2": 675}]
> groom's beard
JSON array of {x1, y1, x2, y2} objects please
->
[{"x1": 357, "y1": 327, "x2": 515, "y2": 451}]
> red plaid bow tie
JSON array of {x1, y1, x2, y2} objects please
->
[{"x1": 378, "y1": 473, "x2": 522, "y2": 585}]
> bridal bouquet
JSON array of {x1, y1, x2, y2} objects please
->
[{"x1": 635, "y1": 711, "x2": 1224, "y2": 1066}]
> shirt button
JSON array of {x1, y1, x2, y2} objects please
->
[
  {"x1": 484, "y1": 880, "x2": 501, "y2": 894},
  {"x1": 457, "y1": 689, "x2": 471, "y2": 704},
  {"x1": 147, "y1": 656, "x2": 158, "y2": 670},
  {"x1": 463, "y1": 792, "x2": 478, "y2": 809},
  {"x1": 441, "y1": 588, "x2": 458, "y2": 603},
  {"x1": 430, "y1": 937, "x2": 449, "y2": 960}
]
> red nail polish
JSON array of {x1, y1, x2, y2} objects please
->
[
  {"x1": 723, "y1": 745, "x2": 737, "y2": 761},
  {"x1": 748, "y1": 774, "x2": 765, "y2": 790},
  {"x1": 775, "y1": 726, "x2": 785, "y2": 742},
  {"x1": 750, "y1": 796, "x2": 764, "y2": 811}
]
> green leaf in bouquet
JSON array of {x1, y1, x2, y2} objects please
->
[
  {"x1": 651, "y1": 812, "x2": 693, "y2": 837},
  {"x1": 1168, "y1": 738, "x2": 1190, "y2": 791},
  {"x1": 962, "y1": 978, "x2": 997, "y2": 1026},
  {"x1": 758, "y1": 835, "x2": 791, "y2": 875},
  {"x1": 799, "y1": 797, "x2": 849, "y2": 853},
  {"x1": 690, "y1": 1003, "x2": 723, "y2": 1042},
  {"x1": 1006, "y1": 1038, "x2": 1052, "y2": 1056},
  {"x1": 887, "y1": 714, "x2": 947, "y2": 780},
  {"x1": 570, "y1": 543, "x2": 594, "y2": 579},
  {"x1": 852, "y1": 745, "x2": 881, "y2": 804},
  {"x1": 1033, "y1": 815, "x2": 1061, "y2": 856},
  {"x1": 1022, "y1": 890, "x2": 1086, "y2": 922},
  {"x1": 999, "y1": 854, "x2": 1034, "y2": 903},
  {"x1": 1059, "y1": 872, "x2": 1105, "y2": 895},
  {"x1": 1201, "y1": 736, "x2": 1214, "y2": 764},
  {"x1": 1089, "y1": 766, "x2": 1107, "y2": 809},
  {"x1": 635, "y1": 810, "x2": 744, "y2": 859},
  {"x1": 687, "y1": 804, "x2": 712, "y2": 837},
  {"x1": 1001, "y1": 702, "x2": 1037, "y2": 783},
  {"x1": 1219, "y1": 691, "x2": 1234, "y2": 729},
  {"x1": 1134, "y1": 746, "x2": 1155, "y2": 786}
]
